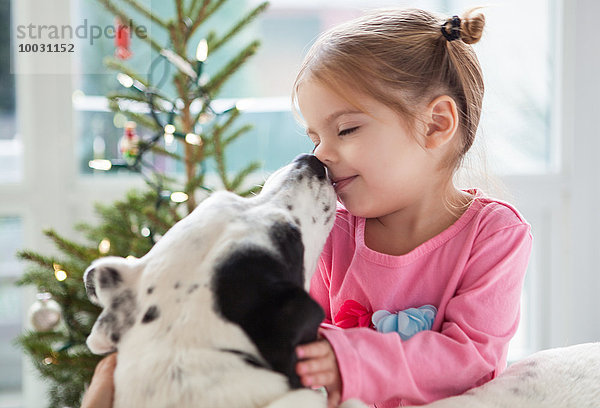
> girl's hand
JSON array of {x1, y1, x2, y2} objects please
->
[
  {"x1": 296, "y1": 339, "x2": 342, "y2": 408},
  {"x1": 81, "y1": 353, "x2": 117, "y2": 408}
]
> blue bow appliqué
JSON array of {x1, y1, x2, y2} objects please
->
[{"x1": 371, "y1": 305, "x2": 437, "y2": 340}]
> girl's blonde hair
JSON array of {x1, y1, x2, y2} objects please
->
[{"x1": 292, "y1": 7, "x2": 486, "y2": 175}]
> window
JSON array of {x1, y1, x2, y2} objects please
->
[{"x1": 74, "y1": 0, "x2": 554, "y2": 178}]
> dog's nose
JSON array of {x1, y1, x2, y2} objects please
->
[{"x1": 293, "y1": 154, "x2": 327, "y2": 180}]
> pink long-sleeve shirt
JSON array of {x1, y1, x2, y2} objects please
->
[{"x1": 310, "y1": 189, "x2": 533, "y2": 407}]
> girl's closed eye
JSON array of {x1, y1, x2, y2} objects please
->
[{"x1": 339, "y1": 126, "x2": 359, "y2": 136}]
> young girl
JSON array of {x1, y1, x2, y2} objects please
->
[
  {"x1": 82, "y1": 7, "x2": 532, "y2": 408},
  {"x1": 292, "y1": 7, "x2": 532, "y2": 408}
]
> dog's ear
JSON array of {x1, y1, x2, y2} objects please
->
[
  {"x1": 246, "y1": 284, "x2": 324, "y2": 388},
  {"x1": 213, "y1": 248, "x2": 324, "y2": 388},
  {"x1": 84, "y1": 257, "x2": 142, "y2": 355}
]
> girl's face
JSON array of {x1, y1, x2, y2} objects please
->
[{"x1": 297, "y1": 79, "x2": 443, "y2": 218}]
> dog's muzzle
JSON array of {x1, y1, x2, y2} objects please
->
[{"x1": 292, "y1": 154, "x2": 327, "y2": 181}]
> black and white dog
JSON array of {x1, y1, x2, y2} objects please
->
[{"x1": 83, "y1": 154, "x2": 366, "y2": 408}]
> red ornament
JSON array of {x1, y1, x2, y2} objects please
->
[
  {"x1": 119, "y1": 121, "x2": 139, "y2": 164},
  {"x1": 115, "y1": 17, "x2": 132, "y2": 60},
  {"x1": 334, "y1": 300, "x2": 374, "y2": 329}
]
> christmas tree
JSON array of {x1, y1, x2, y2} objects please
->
[{"x1": 15, "y1": 1, "x2": 269, "y2": 406}]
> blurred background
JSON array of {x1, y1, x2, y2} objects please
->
[{"x1": 1, "y1": 0, "x2": 599, "y2": 407}]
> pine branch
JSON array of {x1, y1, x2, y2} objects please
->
[
  {"x1": 186, "y1": 0, "x2": 210, "y2": 16},
  {"x1": 229, "y1": 161, "x2": 261, "y2": 192},
  {"x1": 108, "y1": 99, "x2": 162, "y2": 131},
  {"x1": 188, "y1": 0, "x2": 227, "y2": 39},
  {"x1": 96, "y1": 0, "x2": 164, "y2": 53},
  {"x1": 152, "y1": 171, "x2": 179, "y2": 186},
  {"x1": 204, "y1": 29, "x2": 217, "y2": 51},
  {"x1": 107, "y1": 94, "x2": 173, "y2": 129},
  {"x1": 107, "y1": 90, "x2": 148, "y2": 104},
  {"x1": 212, "y1": 128, "x2": 229, "y2": 189},
  {"x1": 223, "y1": 124, "x2": 253, "y2": 146},
  {"x1": 187, "y1": 0, "x2": 207, "y2": 18},
  {"x1": 121, "y1": 0, "x2": 168, "y2": 28},
  {"x1": 149, "y1": 145, "x2": 183, "y2": 161},
  {"x1": 208, "y1": 2, "x2": 269, "y2": 54},
  {"x1": 238, "y1": 183, "x2": 263, "y2": 197},
  {"x1": 204, "y1": 40, "x2": 260, "y2": 98},
  {"x1": 104, "y1": 57, "x2": 151, "y2": 88},
  {"x1": 191, "y1": 99, "x2": 213, "y2": 130},
  {"x1": 16, "y1": 267, "x2": 70, "y2": 299},
  {"x1": 107, "y1": 90, "x2": 175, "y2": 110},
  {"x1": 16, "y1": 250, "x2": 59, "y2": 270},
  {"x1": 141, "y1": 210, "x2": 172, "y2": 233},
  {"x1": 217, "y1": 107, "x2": 241, "y2": 133},
  {"x1": 175, "y1": 0, "x2": 185, "y2": 32},
  {"x1": 42, "y1": 229, "x2": 98, "y2": 263},
  {"x1": 184, "y1": 174, "x2": 206, "y2": 195}
]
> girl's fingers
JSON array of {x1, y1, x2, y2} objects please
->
[
  {"x1": 296, "y1": 340, "x2": 330, "y2": 359},
  {"x1": 297, "y1": 356, "x2": 333, "y2": 376},
  {"x1": 81, "y1": 354, "x2": 117, "y2": 408},
  {"x1": 301, "y1": 370, "x2": 337, "y2": 387},
  {"x1": 97, "y1": 353, "x2": 117, "y2": 372},
  {"x1": 327, "y1": 389, "x2": 341, "y2": 408}
]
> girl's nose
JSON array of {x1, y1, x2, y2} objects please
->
[{"x1": 314, "y1": 141, "x2": 337, "y2": 164}]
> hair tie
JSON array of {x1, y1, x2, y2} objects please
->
[{"x1": 441, "y1": 15, "x2": 461, "y2": 42}]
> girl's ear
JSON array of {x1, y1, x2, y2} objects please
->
[{"x1": 423, "y1": 95, "x2": 459, "y2": 149}]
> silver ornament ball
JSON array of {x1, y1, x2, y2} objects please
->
[{"x1": 28, "y1": 292, "x2": 62, "y2": 332}]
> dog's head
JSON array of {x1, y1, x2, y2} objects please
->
[{"x1": 84, "y1": 154, "x2": 336, "y2": 386}]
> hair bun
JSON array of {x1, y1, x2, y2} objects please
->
[{"x1": 459, "y1": 7, "x2": 486, "y2": 44}]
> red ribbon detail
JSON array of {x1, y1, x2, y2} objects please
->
[{"x1": 334, "y1": 300, "x2": 373, "y2": 329}]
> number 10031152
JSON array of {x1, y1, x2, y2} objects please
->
[{"x1": 18, "y1": 43, "x2": 74, "y2": 53}]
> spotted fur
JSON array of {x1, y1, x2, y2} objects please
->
[
  {"x1": 84, "y1": 155, "x2": 366, "y2": 408},
  {"x1": 405, "y1": 342, "x2": 600, "y2": 408}
]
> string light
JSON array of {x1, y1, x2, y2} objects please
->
[
  {"x1": 43, "y1": 356, "x2": 56, "y2": 365},
  {"x1": 53, "y1": 263, "x2": 67, "y2": 282},
  {"x1": 196, "y1": 39, "x2": 209, "y2": 78},
  {"x1": 140, "y1": 227, "x2": 151, "y2": 237},
  {"x1": 185, "y1": 133, "x2": 202, "y2": 146},
  {"x1": 164, "y1": 124, "x2": 176, "y2": 134},
  {"x1": 113, "y1": 113, "x2": 128, "y2": 128},
  {"x1": 98, "y1": 238, "x2": 111, "y2": 255},
  {"x1": 85, "y1": 39, "x2": 234, "y2": 214},
  {"x1": 88, "y1": 159, "x2": 112, "y2": 171},
  {"x1": 160, "y1": 49, "x2": 197, "y2": 79},
  {"x1": 196, "y1": 39, "x2": 208, "y2": 62},
  {"x1": 235, "y1": 99, "x2": 253, "y2": 111},
  {"x1": 117, "y1": 73, "x2": 134, "y2": 88},
  {"x1": 170, "y1": 191, "x2": 189, "y2": 203},
  {"x1": 198, "y1": 113, "x2": 213, "y2": 124}
]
